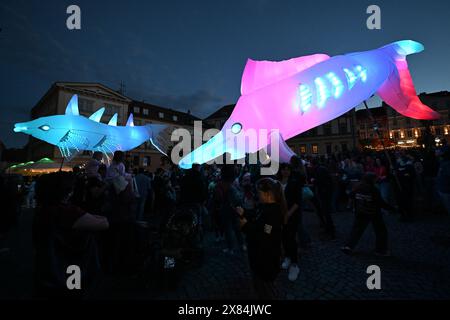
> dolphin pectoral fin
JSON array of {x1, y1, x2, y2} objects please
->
[{"x1": 265, "y1": 131, "x2": 296, "y2": 164}]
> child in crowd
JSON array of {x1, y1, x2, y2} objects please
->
[{"x1": 236, "y1": 178, "x2": 286, "y2": 299}]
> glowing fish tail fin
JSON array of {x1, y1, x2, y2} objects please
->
[
  {"x1": 377, "y1": 40, "x2": 440, "y2": 120},
  {"x1": 145, "y1": 124, "x2": 172, "y2": 156}
]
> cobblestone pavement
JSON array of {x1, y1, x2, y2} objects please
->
[
  {"x1": 1, "y1": 208, "x2": 450, "y2": 300},
  {"x1": 153, "y1": 211, "x2": 450, "y2": 300}
]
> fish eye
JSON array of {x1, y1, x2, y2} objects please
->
[
  {"x1": 39, "y1": 125, "x2": 50, "y2": 131},
  {"x1": 231, "y1": 122, "x2": 242, "y2": 134}
]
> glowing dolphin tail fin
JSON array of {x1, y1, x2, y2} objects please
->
[
  {"x1": 145, "y1": 124, "x2": 173, "y2": 156},
  {"x1": 377, "y1": 40, "x2": 440, "y2": 120}
]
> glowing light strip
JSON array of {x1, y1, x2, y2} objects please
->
[
  {"x1": 299, "y1": 84, "x2": 312, "y2": 112},
  {"x1": 314, "y1": 77, "x2": 329, "y2": 107},
  {"x1": 326, "y1": 72, "x2": 344, "y2": 98}
]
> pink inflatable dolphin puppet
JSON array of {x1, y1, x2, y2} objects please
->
[{"x1": 179, "y1": 40, "x2": 440, "y2": 169}]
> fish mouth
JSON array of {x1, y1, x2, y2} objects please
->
[
  {"x1": 179, "y1": 132, "x2": 226, "y2": 169},
  {"x1": 13, "y1": 123, "x2": 28, "y2": 133},
  {"x1": 179, "y1": 130, "x2": 247, "y2": 169}
]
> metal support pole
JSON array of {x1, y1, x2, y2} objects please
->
[
  {"x1": 59, "y1": 156, "x2": 65, "y2": 172},
  {"x1": 362, "y1": 100, "x2": 402, "y2": 192}
]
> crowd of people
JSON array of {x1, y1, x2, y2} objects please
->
[{"x1": 0, "y1": 144, "x2": 449, "y2": 299}]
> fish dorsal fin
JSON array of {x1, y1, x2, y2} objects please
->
[
  {"x1": 65, "y1": 94, "x2": 80, "y2": 116},
  {"x1": 241, "y1": 54, "x2": 330, "y2": 95},
  {"x1": 89, "y1": 107, "x2": 105, "y2": 122},
  {"x1": 126, "y1": 113, "x2": 134, "y2": 127},
  {"x1": 108, "y1": 113, "x2": 118, "y2": 126}
]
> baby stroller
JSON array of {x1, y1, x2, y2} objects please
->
[{"x1": 159, "y1": 203, "x2": 204, "y2": 289}]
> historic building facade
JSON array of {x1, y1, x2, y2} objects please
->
[{"x1": 387, "y1": 91, "x2": 450, "y2": 148}]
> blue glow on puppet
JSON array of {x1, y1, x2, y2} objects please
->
[
  {"x1": 343, "y1": 68, "x2": 357, "y2": 89},
  {"x1": 355, "y1": 65, "x2": 367, "y2": 82},
  {"x1": 13, "y1": 95, "x2": 169, "y2": 160},
  {"x1": 299, "y1": 84, "x2": 312, "y2": 112},
  {"x1": 326, "y1": 72, "x2": 344, "y2": 98},
  {"x1": 314, "y1": 77, "x2": 329, "y2": 107}
]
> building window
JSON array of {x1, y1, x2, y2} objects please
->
[
  {"x1": 407, "y1": 130, "x2": 413, "y2": 138},
  {"x1": 300, "y1": 144, "x2": 306, "y2": 154},
  {"x1": 393, "y1": 117, "x2": 398, "y2": 126},
  {"x1": 326, "y1": 144, "x2": 332, "y2": 154},
  {"x1": 312, "y1": 144, "x2": 319, "y2": 154},
  {"x1": 341, "y1": 143, "x2": 348, "y2": 152},
  {"x1": 394, "y1": 131, "x2": 400, "y2": 139},
  {"x1": 133, "y1": 106, "x2": 140, "y2": 114},
  {"x1": 340, "y1": 123, "x2": 348, "y2": 134},
  {"x1": 143, "y1": 108, "x2": 149, "y2": 116},
  {"x1": 158, "y1": 112, "x2": 164, "y2": 119},
  {"x1": 78, "y1": 98, "x2": 95, "y2": 112},
  {"x1": 435, "y1": 127, "x2": 442, "y2": 136},
  {"x1": 133, "y1": 156, "x2": 140, "y2": 167},
  {"x1": 324, "y1": 124, "x2": 332, "y2": 136},
  {"x1": 173, "y1": 115, "x2": 178, "y2": 121},
  {"x1": 311, "y1": 128, "x2": 318, "y2": 136},
  {"x1": 406, "y1": 118, "x2": 411, "y2": 125},
  {"x1": 143, "y1": 156, "x2": 151, "y2": 167}
]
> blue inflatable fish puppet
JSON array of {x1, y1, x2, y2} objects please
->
[{"x1": 14, "y1": 95, "x2": 170, "y2": 160}]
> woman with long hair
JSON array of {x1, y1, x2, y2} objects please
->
[{"x1": 236, "y1": 178, "x2": 286, "y2": 299}]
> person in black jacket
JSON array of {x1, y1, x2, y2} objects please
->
[
  {"x1": 236, "y1": 178, "x2": 286, "y2": 300},
  {"x1": 341, "y1": 172, "x2": 394, "y2": 256},
  {"x1": 277, "y1": 159, "x2": 305, "y2": 282}
]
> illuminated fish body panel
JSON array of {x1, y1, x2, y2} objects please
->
[
  {"x1": 179, "y1": 40, "x2": 440, "y2": 168},
  {"x1": 14, "y1": 95, "x2": 169, "y2": 160}
]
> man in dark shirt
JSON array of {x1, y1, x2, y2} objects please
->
[
  {"x1": 342, "y1": 172, "x2": 393, "y2": 256},
  {"x1": 312, "y1": 158, "x2": 336, "y2": 239},
  {"x1": 179, "y1": 164, "x2": 207, "y2": 205},
  {"x1": 395, "y1": 155, "x2": 416, "y2": 221}
]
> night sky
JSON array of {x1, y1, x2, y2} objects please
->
[{"x1": 1, "y1": 0, "x2": 450, "y2": 148}]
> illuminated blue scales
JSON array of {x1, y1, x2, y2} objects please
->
[
  {"x1": 14, "y1": 95, "x2": 170, "y2": 160},
  {"x1": 297, "y1": 64, "x2": 367, "y2": 112}
]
